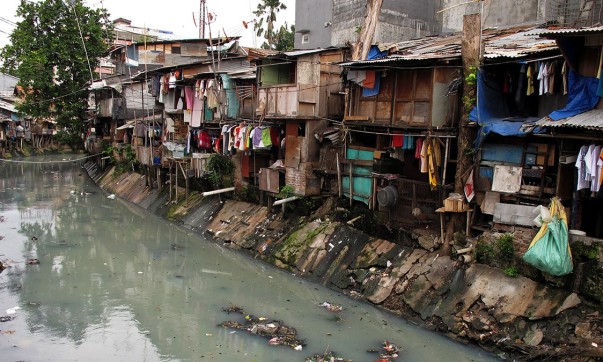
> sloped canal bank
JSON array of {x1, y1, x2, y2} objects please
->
[
  {"x1": 0, "y1": 156, "x2": 500, "y2": 361},
  {"x1": 82, "y1": 159, "x2": 603, "y2": 361}
]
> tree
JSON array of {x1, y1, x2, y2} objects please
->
[
  {"x1": 1, "y1": 0, "x2": 112, "y2": 148},
  {"x1": 262, "y1": 23, "x2": 294, "y2": 51},
  {"x1": 253, "y1": 0, "x2": 287, "y2": 50}
]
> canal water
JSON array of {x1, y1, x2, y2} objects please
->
[{"x1": 0, "y1": 156, "x2": 500, "y2": 362}]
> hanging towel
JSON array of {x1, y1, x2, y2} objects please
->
[
  {"x1": 415, "y1": 138, "x2": 423, "y2": 159},
  {"x1": 392, "y1": 135, "x2": 403, "y2": 148},
  {"x1": 526, "y1": 64, "x2": 535, "y2": 96},
  {"x1": 403, "y1": 135, "x2": 414, "y2": 150},
  {"x1": 191, "y1": 96, "x2": 203, "y2": 127},
  {"x1": 362, "y1": 71, "x2": 380, "y2": 97},
  {"x1": 561, "y1": 61, "x2": 568, "y2": 95},
  {"x1": 184, "y1": 86, "x2": 194, "y2": 110}
]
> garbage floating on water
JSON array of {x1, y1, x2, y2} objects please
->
[
  {"x1": 318, "y1": 301, "x2": 343, "y2": 312},
  {"x1": 219, "y1": 306, "x2": 306, "y2": 351},
  {"x1": 107, "y1": 194, "x2": 116, "y2": 199},
  {"x1": 26, "y1": 258, "x2": 40, "y2": 265},
  {"x1": 6, "y1": 306, "x2": 20, "y2": 315},
  {"x1": 0, "y1": 316, "x2": 14, "y2": 322},
  {"x1": 305, "y1": 350, "x2": 351, "y2": 362},
  {"x1": 222, "y1": 305, "x2": 244, "y2": 314},
  {"x1": 367, "y1": 340, "x2": 402, "y2": 360}
]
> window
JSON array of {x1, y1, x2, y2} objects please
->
[
  {"x1": 260, "y1": 60, "x2": 296, "y2": 86},
  {"x1": 301, "y1": 34, "x2": 309, "y2": 44}
]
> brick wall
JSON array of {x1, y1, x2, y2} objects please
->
[
  {"x1": 286, "y1": 162, "x2": 320, "y2": 196},
  {"x1": 492, "y1": 223, "x2": 539, "y2": 256}
]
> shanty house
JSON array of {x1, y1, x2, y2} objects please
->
[{"x1": 254, "y1": 48, "x2": 347, "y2": 197}]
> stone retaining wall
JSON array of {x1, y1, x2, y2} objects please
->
[{"x1": 85, "y1": 162, "x2": 603, "y2": 360}]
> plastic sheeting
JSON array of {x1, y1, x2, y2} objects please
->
[
  {"x1": 470, "y1": 70, "x2": 539, "y2": 146},
  {"x1": 548, "y1": 70, "x2": 599, "y2": 121}
]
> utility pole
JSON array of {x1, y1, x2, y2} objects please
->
[
  {"x1": 444, "y1": 13, "x2": 481, "y2": 255},
  {"x1": 199, "y1": 0, "x2": 206, "y2": 38}
]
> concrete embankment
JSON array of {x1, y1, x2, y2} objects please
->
[{"x1": 85, "y1": 162, "x2": 603, "y2": 361}]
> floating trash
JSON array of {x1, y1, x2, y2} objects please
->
[
  {"x1": 0, "y1": 316, "x2": 14, "y2": 322},
  {"x1": 219, "y1": 306, "x2": 306, "y2": 351},
  {"x1": 305, "y1": 351, "x2": 351, "y2": 362},
  {"x1": 367, "y1": 340, "x2": 402, "y2": 360},
  {"x1": 319, "y1": 301, "x2": 343, "y2": 312},
  {"x1": 6, "y1": 306, "x2": 20, "y2": 315},
  {"x1": 26, "y1": 258, "x2": 40, "y2": 265},
  {"x1": 222, "y1": 305, "x2": 244, "y2": 314},
  {"x1": 107, "y1": 194, "x2": 116, "y2": 199}
]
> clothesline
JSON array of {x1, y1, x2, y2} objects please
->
[
  {"x1": 482, "y1": 54, "x2": 564, "y2": 67},
  {"x1": 343, "y1": 127, "x2": 457, "y2": 138}
]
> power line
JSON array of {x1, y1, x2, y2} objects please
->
[
  {"x1": 0, "y1": 17, "x2": 17, "y2": 27},
  {"x1": 0, "y1": 152, "x2": 104, "y2": 163}
]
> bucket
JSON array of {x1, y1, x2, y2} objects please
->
[{"x1": 377, "y1": 185, "x2": 398, "y2": 208}]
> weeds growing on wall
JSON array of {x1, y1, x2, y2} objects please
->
[
  {"x1": 205, "y1": 154, "x2": 234, "y2": 189},
  {"x1": 474, "y1": 233, "x2": 518, "y2": 276},
  {"x1": 104, "y1": 144, "x2": 137, "y2": 176}
]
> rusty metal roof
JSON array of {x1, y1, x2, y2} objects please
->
[
  {"x1": 535, "y1": 109, "x2": 603, "y2": 130},
  {"x1": 539, "y1": 26, "x2": 603, "y2": 36},
  {"x1": 340, "y1": 26, "x2": 559, "y2": 67}
]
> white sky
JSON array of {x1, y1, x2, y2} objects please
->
[{"x1": 0, "y1": 0, "x2": 295, "y2": 48}]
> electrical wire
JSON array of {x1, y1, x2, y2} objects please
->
[{"x1": 0, "y1": 152, "x2": 104, "y2": 163}]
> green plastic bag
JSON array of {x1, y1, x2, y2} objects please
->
[{"x1": 523, "y1": 215, "x2": 573, "y2": 276}]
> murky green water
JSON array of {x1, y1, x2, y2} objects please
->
[{"x1": 0, "y1": 156, "x2": 500, "y2": 361}]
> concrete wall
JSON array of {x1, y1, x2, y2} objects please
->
[
  {"x1": 332, "y1": 0, "x2": 439, "y2": 47},
  {"x1": 440, "y1": 0, "x2": 544, "y2": 33},
  {"x1": 295, "y1": 0, "x2": 333, "y2": 49},
  {"x1": 295, "y1": 0, "x2": 438, "y2": 50}
]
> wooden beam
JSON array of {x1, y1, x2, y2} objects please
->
[
  {"x1": 352, "y1": 0, "x2": 384, "y2": 60},
  {"x1": 344, "y1": 115, "x2": 370, "y2": 122}
]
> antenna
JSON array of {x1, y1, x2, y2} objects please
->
[{"x1": 199, "y1": 0, "x2": 206, "y2": 39}]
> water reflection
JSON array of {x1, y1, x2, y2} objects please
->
[{"x1": 0, "y1": 156, "x2": 499, "y2": 361}]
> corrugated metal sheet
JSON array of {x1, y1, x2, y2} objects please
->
[
  {"x1": 0, "y1": 99, "x2": 17, "y2": 113},
  {"x1": 281, "y1": 48, "x2": 328, "y2": 57},
  {"x1": 341, "y1": 26, "x2": 558, "y2": 66},
  {"x1": 539, "y1": 26, "x2": 603, "y2": 36},
  {"x1": 536, "y1": 109, "x2": 603, "y2": 130}
]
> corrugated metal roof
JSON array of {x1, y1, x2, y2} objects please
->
[
  {"x1": 264, "y1": 48, "x2": 343, "y2": 59},
  {"x1": 539, "y1": 26, "x2": 603, "y2": 36},
  {"x1": 0, "y1": 99, "x2": 17, "y2": 113},
  {"x1": 341, "y1": 25, "x2": 559, "y2": 66},
  {"x1": 281, "y1": 48, "x2": 329, "y2": 57},
  {"x1": 536, "y1": 109, "x2": 603, "y2": 130}
]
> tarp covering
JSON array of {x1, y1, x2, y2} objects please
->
[
  {"x1": 470, "y1": 70, "x2": 539, "y2": 146},
  {"x1": 548, "y1": 70, "x2": 599, "y2": 121}
]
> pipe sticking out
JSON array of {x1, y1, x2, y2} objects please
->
[
  {"x1": 273, "y1": 196, "x2": 299, "y2": 206},
  {"x1": 456, "y1": 247, "x2": 474, "y2": 255},
  {"x1": 202, "y1": 187, "x2": 235, "y2": 197}
]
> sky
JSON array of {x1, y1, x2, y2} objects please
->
[{"x1": 0, "y1": 0, "x2": 295, "y2": 48}]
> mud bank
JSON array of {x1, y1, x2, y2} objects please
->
[{"x1": 85, "y1": 162, "x2": 603, "y2": 361}]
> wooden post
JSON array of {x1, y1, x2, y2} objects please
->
[
  {"x1": 442, "y1": 138, "x2": 450, "y2": 186},
  {"x1": 336, "y1": 152, "x2": 342, "y2": 198},
  {"x1": 157, "y1": 166, "x2": 162, "y2": 192},
  {"x1": 169, "y1": 160, "x2": 173, "y2": 202},
  {"x1": 184, "y1": 163, "x2": 189, "y2": 207},
  {"x1": 446, "y1": 13, "x2": 482, "y2": 254},
  {"x1": 351, "y1": 0, "x2": 384, "y2": 60},
  {"x1": 349, "y1": 161, "x2": 353, "y2": 207}
]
